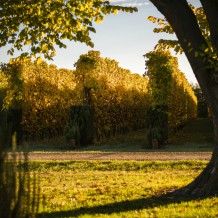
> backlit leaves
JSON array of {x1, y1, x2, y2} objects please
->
[
  {"x1": 0, "y1": 61, "x2": 79, "y2": 137},
  {"x1": 0, "y1": 52, "x2": 148, "y2": 139},
  {"x1": 145, "y1": 49, "x2": 197, "y2": 132},
  {"x1": 0, "y1": 0, "x2": 137, "y2": 60},
  {"x1": 147, "y1": 4, "x2": 210, "y2": 54},
  {"x1": 75, "y1": 51, "x2": 149, "y2": 140},
  {"x1": 1, "y1": 51, "x2": 197, "y2": 139}
]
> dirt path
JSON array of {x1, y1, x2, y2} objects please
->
[{"x1": 26, "y1": 152, "x2": 212, "y2": 161}]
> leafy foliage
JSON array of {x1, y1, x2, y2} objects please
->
[
  {"x1": 145, "y1": 49, "x2": 197, "y2": 134},
  {"x1": 147, "y1": 4, "x2": 209, "y2": 54},
  {"x1": 147, "y1": 4, "x2": 218, "y2": 73},
  {"x1": 22, "y1": 62, "x2": 81, "y2": 138},
  {"x1": 168, "y1": 70, "x2": 197, "y2": 131},
  {"x1": 0, "y1": 51, "x2": 197, "y2": 143},
  {"x1": 0, "y1": 55, "x2": 149, "y2": 141},
  {"x1": 65, "y1": 105, "x2": 95, "y2": 147},
  {"x1": 0, "y1": 0, "x2": 137, "y2": 61},
  {"x1": 0, "y1": 63, "x2": 23, "y2": 110},
  {"x1": 144, "y1": 49, "x2": 173, "y2": 105},
  {"x1": 146, "y1": 15, "x2": 182, "y2": 54},
  {"x1": 75, "y1": 51, "x2": 149, "y2": 141},
  {"x1": 0, "y1": 61, "x2": 80, "y2": 139}
]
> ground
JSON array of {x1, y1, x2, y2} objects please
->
[
  {"x1": 26, "y1": 151, "x2": 211, "y2": 161},
  {"x1": 17, "y1": 118, "x2": 213, "y2": 161}
]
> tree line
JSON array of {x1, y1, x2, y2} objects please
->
[{"x1": 0, "y1": 50, "x2": 197, "y2": 143}]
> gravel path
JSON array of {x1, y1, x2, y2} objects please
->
[{"x1": 26, "y1": 152, "x2": 212, "y2": 161}]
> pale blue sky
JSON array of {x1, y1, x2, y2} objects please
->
[{"x1": 0, "y1": 0, "x2": 201, "y2": 83}]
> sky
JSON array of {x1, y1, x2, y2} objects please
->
[{"x1": 0, "y1": 0, "x2": 202, "y2": 84}]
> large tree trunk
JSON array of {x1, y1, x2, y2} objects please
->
[{"x1": 150, "y1": 0, "x2": 218, "y2": 197}]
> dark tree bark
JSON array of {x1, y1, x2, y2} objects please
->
[
  {"x1": 200, "y1": 0, "x2": 218, "y2": 49},
  {"x1": 150, "y1": 0, "x2": 218, "y2": 197}
]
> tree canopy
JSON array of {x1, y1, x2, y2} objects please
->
[
  {"x1": 149, "y1": 1, "x2": 218, "y2": 74},
  {"x1": 0, "y1": 0, "x2": 136, "y2": 61},
  {"x1": 147, "y1": 4, "x2": 210, "y2": 55}
]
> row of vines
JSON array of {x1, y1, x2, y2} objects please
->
[
  {"x1": 75, "y1": 51, "x2": 149, "y2": 140},
  {"x1": 0, "y1": 50, "x2": 197, "y2": 142},
  {"x1": 0, "y1": 62, "x2": 80, "y2": 139},
  {"x1": 145, "y1": 49, "x2": 197, "y2": 135}
]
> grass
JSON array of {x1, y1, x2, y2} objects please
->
[
  {"x1": 18, "y1": 118, "x2": 216, "y2": 217},
  {"x1": 27, "y1": 160, "x2": 218, "y2": 218},
  {"x1": 26, "y1": 118, "x2": 214, "y2": 152}
]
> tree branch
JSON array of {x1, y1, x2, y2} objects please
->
[{"x1": 149, "y1": 0, "x2": 207, "y2": 81}]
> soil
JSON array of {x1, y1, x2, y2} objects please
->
[{"x1": 25, "y1": 151, "x2": 212, "y2": 161}]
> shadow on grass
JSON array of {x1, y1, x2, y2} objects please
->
[{"x1": 38, "y1": 192, "x2": 196, "y2": 218}]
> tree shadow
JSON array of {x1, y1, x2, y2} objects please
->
[{"x1": 38, "y1": 190, "x2": 199, "y2": 218}]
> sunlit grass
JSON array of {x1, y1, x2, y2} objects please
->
[{"x1": 31, "y1": 160, "x2": 218, "y2": 218}]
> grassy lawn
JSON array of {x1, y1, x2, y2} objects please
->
[
  {"x1": 20, "y1": 118, "x2": 216, "y2": 217},
  {"x1": 29, "y1": 160, "x2": 218, "y2": 218},
  {"x1": 27, "y1": 118, "x2": 214, "y2": 152}
]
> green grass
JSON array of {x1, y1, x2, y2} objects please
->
[
  {"x1": 20, "y1": 118, "x2": 216, "y2": 217},
  {"x1": 29, "y1": 160, "x2": 218, "y2": 218},
  {"x1": 26, "y1": 118, "x2": 214, "y2": 152}
]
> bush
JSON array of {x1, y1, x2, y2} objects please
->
[
  {"x1": 65, "y1": 105, "x2": 95, "y2": 147},
  {"x1": 146, "y1": 105, "x2": 168, "y2": 147}
]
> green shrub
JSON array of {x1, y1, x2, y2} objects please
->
[
  {"x1": 146, "y1": 105, "x2": 168, "y2": 147},
  {"x1": 65, "y1": 105, "x2": 95, "y2": 147}
]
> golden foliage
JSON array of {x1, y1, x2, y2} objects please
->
[
  {"x1": 0, "y1": 61, "x2": 80, "y2": 138},
  {"x1": 145, "y1": 49, "x2": 197, "y2": 133},
  {"x1": 75, "y1": 51, "x2": 149, "y2": 140},
  {"x1": 168, "y1": 71, "x2": 197, "y2": 131},
  {"x1": 0, "y1": 50, "x2": 196, "y2": 140}
]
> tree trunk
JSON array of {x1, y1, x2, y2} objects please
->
[{"x1": 150, "y1": 0, "x2": 218, "y2": 197}]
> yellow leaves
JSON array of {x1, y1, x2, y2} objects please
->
[
  {"x1": 2, "y1": 61, "x2": 79, "y2": 136},
  {"x1": 24, "y1": 40, "x2": 31, "y2": 46},
  {"x1": 168, "y1": 71, "x2": 197, "y2": 131},
  {"x1": 4, "y1": 50, "x2": 196, "y2": 140},
  {"x1": 147, "y1": 16, "x2": 157, "y2": 23},
  {"x1": 113, "y1": 9, "x2": 118, "y2": 15},
  {"x1": 36, "y1": 56, "x2": 43, "y2": 64},
  {"x1": 74, "y1": 51, "x2": 148, "y2": 140},
  {"x1": 145, "y1": 49, "x2": 197, "y2": 132},
  {"x1": 95, "y1": 17, "x2": 103, "y2": 24},
  {"x1": 2, "y1": 0, "x2": 137, "y2": 60}
]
